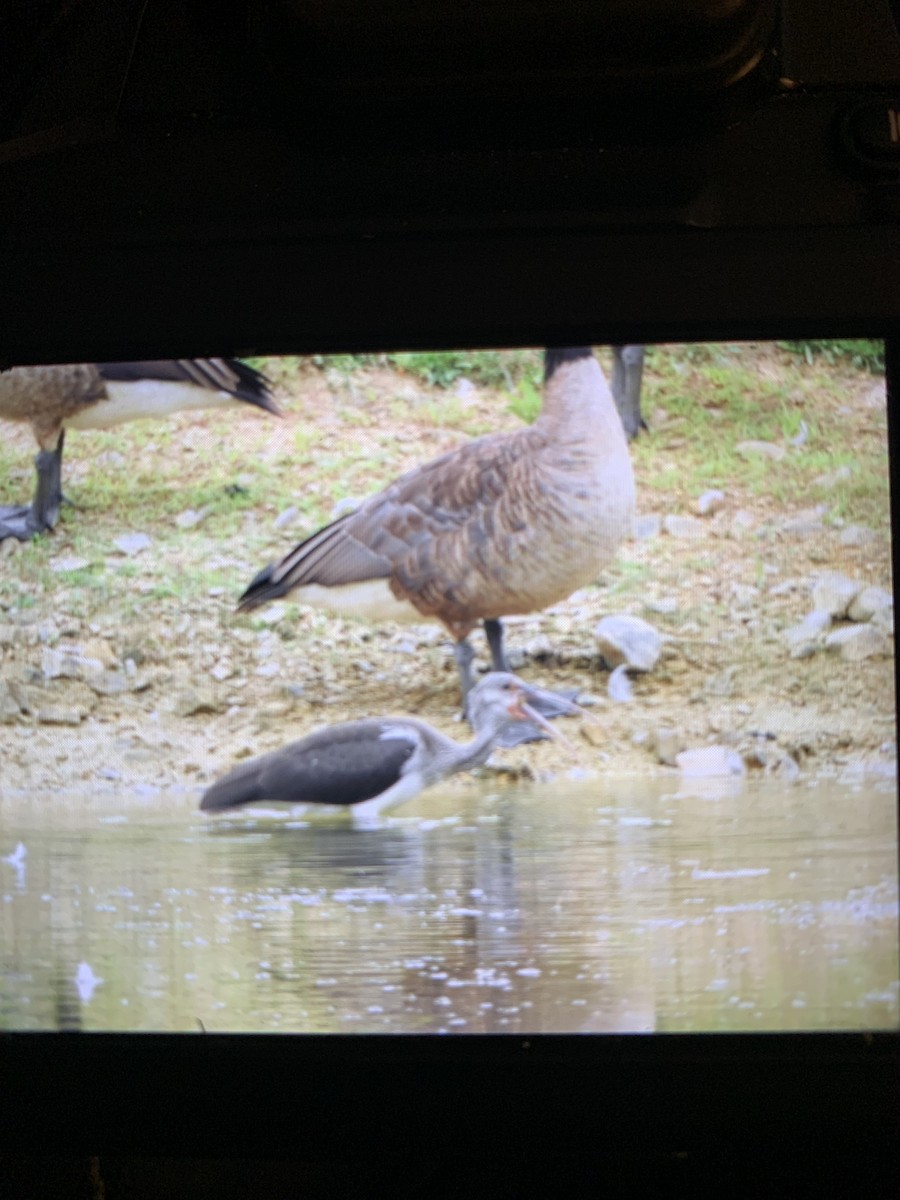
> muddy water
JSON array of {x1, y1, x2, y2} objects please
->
[{"x1": 1, "y1": 775, "x2": 897, "y2": 1033}]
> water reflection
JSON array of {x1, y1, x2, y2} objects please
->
[{"x1": 1, "y1": 775, "x2": 897, "y2": 1033}]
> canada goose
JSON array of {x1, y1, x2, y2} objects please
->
[
  {"x1": 0, "y1": 358, "x2": 278, "y2": 541},
  {"x1": 238, "y1": 346, "x2": 634, "y2": 716},
  {"x1": 200, "y1": 672, "x2": 571, "y2": 825}
]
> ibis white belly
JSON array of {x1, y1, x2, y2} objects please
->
[{"x1": 351, "y1": 769, "x2": 426, "y2": 825}]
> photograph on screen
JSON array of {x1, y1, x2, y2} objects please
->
[{"x1": 0, "y1": 341, "x2": 897, "y2": 1034}]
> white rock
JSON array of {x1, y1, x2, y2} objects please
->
[
  {"x1": 663, "y1": 514, "x2": 704, "y2": 540},
  {"x1": 871, "y1": 606, "x2": 894, "y2": 637},
  {"x1": 806, "y1": 608, "x2": 834, "y2": 632},
  {"x1": 729, "y1": 510, "x2": 756, "y2": 538},
  {"x1": 331, "y1": 496, "x2": 362, "y2": 520},
  {"x1": 0, "y1": 680, "x2": 22, "y2": 722},
  {"x1": 735, "y1": 440, "x2": 787, "y2": 461},
  {"x1": 780, "y1": 508, "x2": 827, "y2": 538},
  {"x1": 810, "y1": 571, "x2": 861, "y2": 617},
  {"x1": 697, "y1": 489, "x2": 726, "y2": 516},
  {"x1": 644, "y1": 597, "x2": 678, "y2": 616},
  {"x1": 676, "y1": 746, "x2": 746, "y2": 778},
  {"x1": 865, "y1": 382, "x2": 886, "y2": 408},
  {"x1": 257, "y1": 603, "x2": 287, "y2": 625},
  {"x1": 41, "y1": 645, "x2": 104, "y2": 680},
  {"x1": 113, "y1": 532, "x2": 152, "y2": 557},
  {"x1": 607, "y1": 664, "x2": 634, "y2": 703},
  {"x1": 36, "y1": 706, "x2": 84, "y2": 726},
  {"x1": 787, "y1": 612, "x2": 831, "y2": 658},
  {"x1": 274, "y1": 505, "x2": 300, "y2": 529},
  {"x1": 632, "y1": 513, "x2": 662, "y2": 540},
  {"x1": 49, "y1": 556, "x2": 91, "y2": 573},
  {"x1": 730, "y1": 584, "x2": 759, "y2": 610},
  {"x1": 594, "y1": 615, "x2": 662, "y2": 672},
  {"x1": 790, "y1": 421, "x2": 809, "y2": 447},
  {"x1": 653, "y1": 728, "x2": 683, "y2": 766},
  {"x1": 813, "y1": 465, "x2": 852, "y2": 488},
  {"x1": 840, "y1": 525, "x2": 877, "y2": 547},
  {"x1": 525, "y1": 633, "x2": 554, "y2": 659},
  {"x1": 175, "y1": 506, "x2": 212, "y2": 530},
  {"x1": 847, "y1": 586, "x2": 893, "y2": 622},
  {"x1": 85, "y1": 671, "x2": 129, "y2": 697},
  {"x1": 824, "y1": 624, "x2": 889, "y2": 661}
]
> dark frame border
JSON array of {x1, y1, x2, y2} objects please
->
[
  {"x1": 0, "y1": 229, "x2": 898, "y2": 1169},
  {"x1": 1, "y1": 1030, "x2": 898, "y2": 1158}
]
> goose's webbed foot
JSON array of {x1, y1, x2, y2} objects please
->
[
  {"x1": 0, "y1": 503, "x2": 52, "y2": 542},
  {"x1": 1, "y1": 444, "x2": 66, "y2": 541}
]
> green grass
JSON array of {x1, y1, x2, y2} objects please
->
[
  {"x1": 416, "y1": 397, "x2": 492, "y2": 435},
  {"x1": 508, "y1": 376, "x2": 542, "y2": 424},
  {"x1": 629, "y1": 343, "x2": 889, "y2": 528},
  {"x1": 777, "y1": 339, "x2": 885, "y2": 372},
  {"x1": 0, "y1": 344, "x2": 889, "y2": 627},
  {"x1": 602, "y1": 560, "x2": 654, "y2": 599},
  {"x1": 388, "y1": 349, "x2": 541, "y2": 390}
]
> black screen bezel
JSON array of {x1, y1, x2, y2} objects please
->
[{"x1": 1, "y1": 226, "x2": 898, "y2": 1166}]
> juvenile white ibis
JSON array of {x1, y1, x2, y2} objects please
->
[
  {"x1": 199, "y1": 672, "x2": 574, "y2": 825},
  {"x1": 0, "y1": 358, "x2": 278, "y2": 541},
  {"x1": 237, "y1": 347, "x2": 634, "y2": 721}
]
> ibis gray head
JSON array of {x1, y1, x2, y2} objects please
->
[{"x1": 200, "y1": 671, "x2": 580, "y2": 826}]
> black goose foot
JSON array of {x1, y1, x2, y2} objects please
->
[
  {"x1": 0, "y1": 444, "x2": 66, "y2": 540},
  {"x1": 0, "y1": 504, "x2": 52, "y2": 542},
  {"x1": 490, "y1": 687, "x2": 583, "y2": 749}
]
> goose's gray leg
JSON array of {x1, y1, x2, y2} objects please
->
[
  {"x1": 33, "y1": 441, "x2": 66, "y2": 528},
  {"x1": 0, "y1": 440, "x2": 65, "y2": 541},
  {"x1": 611, "y1": 344, "x2": 646, "y2": 440},
  {"x1": 484, "y1": 616, "x2": 511, "y2": 672},
  {"x1": 453, "y1": 636, "x2": 478, "y2": 701},
  {"x1": 481, "y1": 617, "x2": 581, "y2": 749}
]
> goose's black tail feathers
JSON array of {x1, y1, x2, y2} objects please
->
[
  {"x1": 98, "y1": 358, "x2": 279, "y2": 415},
  {"x1": 237, "y1": 561, "x2": 289, "y2": 612}
]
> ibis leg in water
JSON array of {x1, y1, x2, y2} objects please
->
[{"x1": 199, "y1": 672, "x2": 580, "y2": 827}]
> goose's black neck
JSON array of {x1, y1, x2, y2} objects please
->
[{"x1": 544, "y1": 347, "x2": 593, "y2": 381}]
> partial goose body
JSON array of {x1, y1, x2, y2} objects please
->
[
  {"x1": 199, "y1": 672, "x2": 569, "y2": 826},
  {"x1": 239, "y1": 346, "x2": 634, "y2": 714},
  {"x1": 0, "y1": 358, "x2": 278, "y2": 541}
]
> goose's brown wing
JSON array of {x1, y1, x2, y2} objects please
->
[{"x1": 238, "y1": 426, "x2": 540, "y2": 613}]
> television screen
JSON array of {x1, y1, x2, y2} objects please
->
[{"x1": 1, "y1": 340, "x2": 897, "y2": 1036}]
